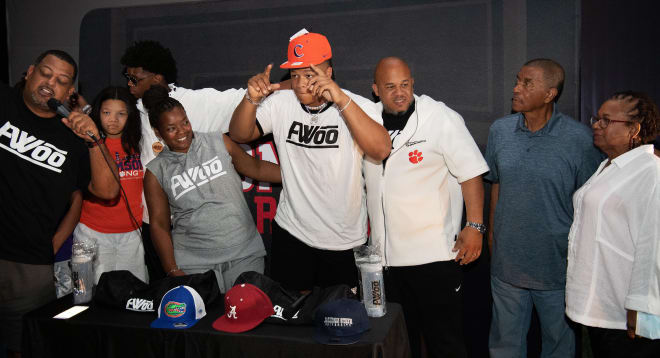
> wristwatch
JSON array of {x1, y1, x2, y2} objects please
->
[{"x1": 465, "y1": 221, "x2": 487, "y2": 234}]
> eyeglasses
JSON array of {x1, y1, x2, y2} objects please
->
[
  {"x1": 590, "y1": 116, "x2": 633, "y2": 128},
  {"x1": 124, "y1": 72, "x2": 153, "y2": 86}
]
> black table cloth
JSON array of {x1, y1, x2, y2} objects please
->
[{"x1": 23, "y1": 295, "x2": 410, "y2": 358}]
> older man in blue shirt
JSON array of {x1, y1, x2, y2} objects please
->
[{"x1": 485, "y1": 58, "x2": 602, "y2": 358}]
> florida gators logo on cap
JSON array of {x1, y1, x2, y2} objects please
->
[
  {"x1": 164, "y1": 301, "x2": 186, "y2": 318},
  {"x1": 151, "y1": 285, "x2": 206, "y2": 330},
  {"x1": 294, "y1": 44, "x2": 304, "y2": 58}
]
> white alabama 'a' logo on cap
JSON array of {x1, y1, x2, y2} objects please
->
[{"x1": 227, "y1": 305, "x2": 238, "y2": 319}]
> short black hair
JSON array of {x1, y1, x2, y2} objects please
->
[
  {"x1": 34, "y1": 50, "x2": 78, "y2": 82},
  {"x1": 326, "y1": 59, "x2": 335, "y2": 80},
  {"x1": 121, "y1": 40, "x2": 178, "y2": 84},
  {"x1": 524, "y1": 58, "x2": 565, "y2": 103}
]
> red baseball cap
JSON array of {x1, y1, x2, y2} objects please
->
[
  {"x1": 212, "y1": 283, "x2": 274, "y2": 333},
  {"x1": 280, "y1": 28, "x2": 333, "y2": 69}
]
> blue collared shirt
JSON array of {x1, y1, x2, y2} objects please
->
[{"x1": 485, "y1": 107, "x2": 603, "y2": 290}]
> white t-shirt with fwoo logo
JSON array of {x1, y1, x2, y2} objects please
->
[{"x1": 257, "y1": 89, "x2": 382, "y2": 250}]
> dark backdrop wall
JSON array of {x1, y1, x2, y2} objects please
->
[
  {"x1": 1, "y1": 0, "x2": 8, "y2": 84},
  {"x1": 78, "y1": 1, "x2": 581, "y2": 357},
  {"x1": 580, "y1": 0, "x2": 660, "y2": 123},
  {"x1": 79, "y1": 0, "x2": 582, "y2": 151}
]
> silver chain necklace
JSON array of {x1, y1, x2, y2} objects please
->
[{"x1": 304, "y1": 102, "x2": 328, "y2": 124}]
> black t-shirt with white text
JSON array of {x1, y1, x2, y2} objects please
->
[{"x1": 0, "y1": 83, "x2": 91, "y2": 264}]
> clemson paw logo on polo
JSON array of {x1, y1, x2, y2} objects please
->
[{"x1": 409, "y1": 150, "x2": 423, "y2": 164}]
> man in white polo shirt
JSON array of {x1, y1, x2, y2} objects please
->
[
  {"x1": 364, "y1": 57, "x2": 489, "y2": 358},
  {"x1": 229, "y1": 29, "x2": 391, "y2": 291}
]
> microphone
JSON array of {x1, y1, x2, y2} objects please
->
[
  {"x1": 47, "y1": 98, "x2": 70, "y2": 117},
  {"x1": 47, "y1": 98, "x2": 98, "y2": 141}
]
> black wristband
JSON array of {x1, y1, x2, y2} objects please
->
[{"x1": 86, "y1": 136, "x2": 105, "y2": 148}]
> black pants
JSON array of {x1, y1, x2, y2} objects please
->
[
  {"x1": 270, "y1": 220, "x2": 358, "y2": 291},
  {"x1": 141, "y1": 222, "x2": 166, "y2": 282},
  {"x1": 385, "y1": 261, "x2": 467, "y2": 358},
  {"x1": 588, "y1": 326, "x2": 660, "y2": 358},
  {"x1": 0, "y1": 259, "x2": 55, "y2": 353}
]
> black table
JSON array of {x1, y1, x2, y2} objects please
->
[{"x1": 23, "y1": 295, "x2": 410, "y2": 358}]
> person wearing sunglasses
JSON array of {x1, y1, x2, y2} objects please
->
[
  {"x1": 120, "y1": 40, "x2": 287, "y2": 281},
  {"x1": 566, "y1": 91, "x2": 660, "y2": 357}
]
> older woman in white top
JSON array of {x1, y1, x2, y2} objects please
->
[{"x1": 566, "y1": 91, "x2": 660, "y2": 357}]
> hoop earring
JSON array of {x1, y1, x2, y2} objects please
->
[
  {"x1": 629, "y1": 135, "x2": 641, "y2": 150},
  {"x1": 629, "y1": 122, "x2": 642, "y2": 150}
]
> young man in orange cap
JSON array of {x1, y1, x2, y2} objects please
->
[{"x1": 230, "y1": 29, "x2": 391, "y2": 291}]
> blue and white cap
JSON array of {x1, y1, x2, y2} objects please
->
[
  {"x1": 150, "y1": 285, "x2": 206, "y2": 329},
  {"x1": 313, "y1": 298, "x2": 371, "y2": 345}
]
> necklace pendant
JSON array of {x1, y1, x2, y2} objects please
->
[
  {"x1": 152, "y1": 141, "x2": 164, "y2": 155},
  {"x1": 304, "y1": 102, "x2": 328, "y2": 124}
]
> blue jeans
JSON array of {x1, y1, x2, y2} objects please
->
[{"x1": 489, "y1": 276, "x2": 575, "y2": 358}]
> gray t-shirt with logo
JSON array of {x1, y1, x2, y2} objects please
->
[{"x1": 147, "y1": 131, "x2": 265, "y2": 266}]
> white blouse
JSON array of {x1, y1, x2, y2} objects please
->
[{"x1": 566, "y1": 145, "x2": 660, "y2": 330}]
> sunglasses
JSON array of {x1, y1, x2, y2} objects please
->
[{"x1": 124, "y1": 72, "x2": 154, "y2": 86}]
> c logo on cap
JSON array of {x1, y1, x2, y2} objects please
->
[{"x1": 293, "y1": 44, "x2": 304, "y2": 58}]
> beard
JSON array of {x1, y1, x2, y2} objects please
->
[
  {"x1": 383, "y1": 106, "x2": 409, "y2": 117},
  {"x1": 29, "y1": 91, "x2": 50, "y2": 110},
  {"x1": 386, "y1": 109, "x2": 408, "y2": 116},
  {"x1": 26, "y1": 83, "x2": 58, "y2": 111}
]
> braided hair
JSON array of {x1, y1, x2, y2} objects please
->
[
  {"x1": 609, "y1": 91, "x2": 660, "y2": 148},
  {"x1": 142, "y1": 85, "x2": 184, "y2": 130}
]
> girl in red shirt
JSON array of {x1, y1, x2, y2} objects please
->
[{"x1": 74, "y1": 86, "x2": 147, "y2": 283}]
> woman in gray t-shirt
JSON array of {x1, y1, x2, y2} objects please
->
[{"x1": 143, "y1": 86, "x2": 281, "y2": 293}]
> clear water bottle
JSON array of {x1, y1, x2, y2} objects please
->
[
  {"x1": 71, "y1": 254, "x2": 93, "y2": 304},
  {"x1": 71, "y1": 239, "x2": 96, "y2": 304},
  {"x1": 360, "y1": 262, "x2": 386, "y2": 317}
]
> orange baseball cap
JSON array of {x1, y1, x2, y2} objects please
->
[{"x1": 280, "y1": 29, "x2": 332, "y2": 69}]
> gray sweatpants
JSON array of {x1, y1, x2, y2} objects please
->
[{"x1": 177, "y1": 253, "x2": 264, "y2": 293}]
